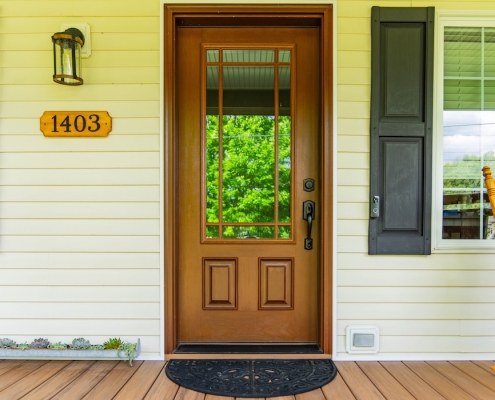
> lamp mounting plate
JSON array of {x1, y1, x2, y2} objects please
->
[{"x1": 60, "y1": 23, "x2": 91, "y2": 58}]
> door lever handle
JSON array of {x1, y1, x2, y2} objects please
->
[{"x1": 303, "y1": 200, "x2": 315, "y2": 250}]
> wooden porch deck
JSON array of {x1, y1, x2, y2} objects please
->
[{"x1": 1, "y1": 359, "x2": 495, "y2": 399}]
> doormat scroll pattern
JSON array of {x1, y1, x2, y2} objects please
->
[{"x1": 165, "y1": 359, "x2": 338, "y2": 397}]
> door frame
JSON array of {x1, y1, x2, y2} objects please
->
[{"x1": 163, "y1": 4, "x2": 334, "y2": 355}]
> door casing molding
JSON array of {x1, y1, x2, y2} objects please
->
[{"x1": 163, "y1": 4, "x2": 334, "y2": 355}]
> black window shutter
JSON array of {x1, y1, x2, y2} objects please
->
[{"x1": 369, "y1": 7, "x2": 434, "y2": 255}]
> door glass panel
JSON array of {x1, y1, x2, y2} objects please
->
[
  {"x1": 279, "y1": 50, "x2": 291, "y2": 62},
  {"x1": 223, "y1": 226, "x2": 275, "y2": 239},
  {"x1": 278, "y1": 226, "x2": 291, "y2": 239},
  {"x1": 207, "y1": 50, "x2": 219, "y2": 62},
  {"x1": 223, "y1": 49, "x2": 275, "y2": 62},
  {"x1": 206, "y1": 226, "x2": 219, "y2": 239},
  {"x1": 222, "y1": 113, "x2": 276, "y2": 224},
  {"x1": 204, "y1": 48, "x2": 293, "y2": 240},
  {"x1": 206, "y1": 66, "x2": 220, "y2": 227},
  {"x1": 279, "y1": 66, "x2": 291, "y2": 223}
]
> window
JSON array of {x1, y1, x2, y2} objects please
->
[
  {"x1": 203, "y1": 48, "x2": 294, "y2": 241},
  {"x1": 436, "y1": 12, "x2": 495, "y2": 249}
]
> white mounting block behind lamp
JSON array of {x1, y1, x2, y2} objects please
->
[
  {"x1": 60, "y1": 23, "x2": 91, "y2": 58},
  {"x1": 346, "y1": 325, "x2": 380, "y2": 354}
]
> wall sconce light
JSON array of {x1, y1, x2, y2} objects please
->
[{"x1": 52, "y1": 28, "x2": 85, "y2": 86}]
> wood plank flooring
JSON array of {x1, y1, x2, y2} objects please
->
[{"x1": 0, "y1": 359, "x2": 494, "y2": 399}]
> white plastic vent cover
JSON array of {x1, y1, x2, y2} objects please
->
[{"x1": 346, "y1": 325, "x2": 379, "y2": 354}]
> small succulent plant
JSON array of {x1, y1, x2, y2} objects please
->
[
  {"x1": 90, "y1": 344, "x2": 105, "y2": 350},
  {"x1": 16, "y1": 342, "x2": 30, "y2": 350},
  {"x1": 118, "y1": 342, "x2": 137, "y2": 366},
  {"x1": 47, "y1": 342, "x2": 68, "y2": 350},
  {"x1": 103, "y1": 337, "x2": 123, "y2": 350},
  {"x1": 70, "y1": 337, "x2": 91, "y2": 350},
  {"x1": 0, "y1": 338, "x2": 16, "y2": 348},
  {"x1": 30, "y1": 338, "x2": 50, "y2": 349}
]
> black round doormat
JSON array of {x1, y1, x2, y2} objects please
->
[{"x1": 165, "y1": 359, "x2": 338, "y2": 397}]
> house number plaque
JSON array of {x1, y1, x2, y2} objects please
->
[{"x1": 40, "y1": 111, "x2": 112, "y2": 137}]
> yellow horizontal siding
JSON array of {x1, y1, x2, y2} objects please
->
[
  {"x1": 337, "y1": 119, "x2": 370, "y2": 136},
  {"x1": 0, "y1": 253, "x2": 159, "y2": 269},
  {"x1": 337, "y1": 84, "x2": 370, "y2": 101},
  {"x1": 0, "y1": 320, "x2": 160, "y2": 336},
  {"x1": 0, "y1": 17, "x2": 159, "y2": 33},
  {"x1": 337, "y1": 152, "x2": 369, "y2": 169},
  {"x1": 337, "y1": 320, "x2": 461, "y2": 336},
  {"x1": 338, "y1": 34, "x2": 370, "y2": 52},
  {"x1": 337, "y1": 220, "x2": 369, "y2": 236},
  {"x1": 339, "y1": 287, "x2": 495, "y2": 303},
  {"x1": 337, "y1": 204, "x2": 369, "y2": 221},
  {"x1": 1, "y1": 85, "x2": 159, "y2": 101},
  {"x1": 0, "y1": 101, "x2": 159, "y2": 118},
  {"x1": 2, "y1": 269, "x2": 159, "y2": 285},
  {"x1": 0, "y1": 287, "x2": 160, "y2": 303},
  {"x1": 0, "y1": 169, "x2": 159, "y2": 185},
  {"x1": 337, "y1": 17, "x2": 370, "y2": 35},
  {"x1": 3, "y1": 0, "x2": 495, "y2": 359},
  {"x1": 0, "y1": 203, "x2": 158, "y2": 219},
  {"x1": 0, "y1": 1, "x2": 158, "y2": 17},
  {"x1": 339, "y1": 1, "x2": 413, "y2": 18},
  {"x1": 338, "y1": 253, "x2": 495, "y2": 270},
  {"x1": 338, "y1": 236, "x2": 368, "y2": 253},
  {"x1": 0, "y1": 153, "x2": 159, "y2": 168},
  {"x1": 338, "y1": 136, "x2": 370, "y2": 153},
  {"x1": 338, "y1": 168, "x2": 369, "y2": 185},
  {"x1": 0, "y1": 302, "x2": 159, "y2": 319},
  {"x1": 339, "y1": 270, "x2": 495, "y2": 287},
  {"x1": 461, "y1": 321, "x2": 495, "y2": 336},
  {"x1": 0, "y1": 136, "x2": 159, "y2": 152},
  {"x1": 339, "y1": 102, "x2": 370, "y2": 119},
  {"x1": 0, "y1": 220, "x2": 159, "y2": 236},
  {"x1": 339, "y1": 303, "x2": 495, "y2": 320},
  {"x1": 337, "y1": 67, "x2": 370, "y2": 85},
  {"x1": 414, "y1": 1, "x2": 495, "y2": 9},
  {"x1": 0, "y1": 186, "x2": 159, "y2": 202},
  {"x1": 461, "y1": 337, "x2": 495, "y2": 353},
  {"x1": 0, "y1": 236, "x2": 159, "y2": 253},
  {"x1": 337, "y1": 186, "x2": 370, "y2": 203}
]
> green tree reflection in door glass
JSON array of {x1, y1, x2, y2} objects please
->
[{"x1": 205, "y1": 115, "x2": 292, "y2": 235}]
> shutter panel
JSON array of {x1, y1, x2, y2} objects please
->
[{"x1": 369, "y1": 7, "x2": 434, "y2": 255}]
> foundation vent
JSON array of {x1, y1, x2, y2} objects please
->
[{"x1": 346, "y1": 325, "x2": 379, "y2": 354}]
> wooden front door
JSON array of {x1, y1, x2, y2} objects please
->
[{"x1": 177, "y1": 26, "x2": 320, "y2": 344}]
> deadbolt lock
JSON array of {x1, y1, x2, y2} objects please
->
[{"x1": 303, "y1": 178, "x2": 315, "y2": 192}]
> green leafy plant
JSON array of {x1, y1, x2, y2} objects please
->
[
  {"x1": 16, "y1": 342, "x2": 30, "y2": 350},
  {"x1": 90, "y1": 344, "x2": 105, "y2": 350},
  {"x1": 118, "y1": 342, "x2": 137, "y2": 366},
  {"x1": 103, "y1": 337, "x2": 123, "y2": 350},
  {"x1": 70, "y1": 338, "x2": 91, "y2": 350},
  {"x1": 30, "y1": 338, "x2": 50, "y2": 349},
  {"x1": 0, "y1": 338, "x2": 16, "y2": 348},
  {"x1": 47, "y1": 342, "x2": 68, "y2": 350}
]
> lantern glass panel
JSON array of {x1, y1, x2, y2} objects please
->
[{"x1": 53, "y1": 33, "x2": 83, "y2": 85}]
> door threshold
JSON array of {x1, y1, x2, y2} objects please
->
[{"x1": 174, "y1": 343, "x2": 323, "y2": 354}]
